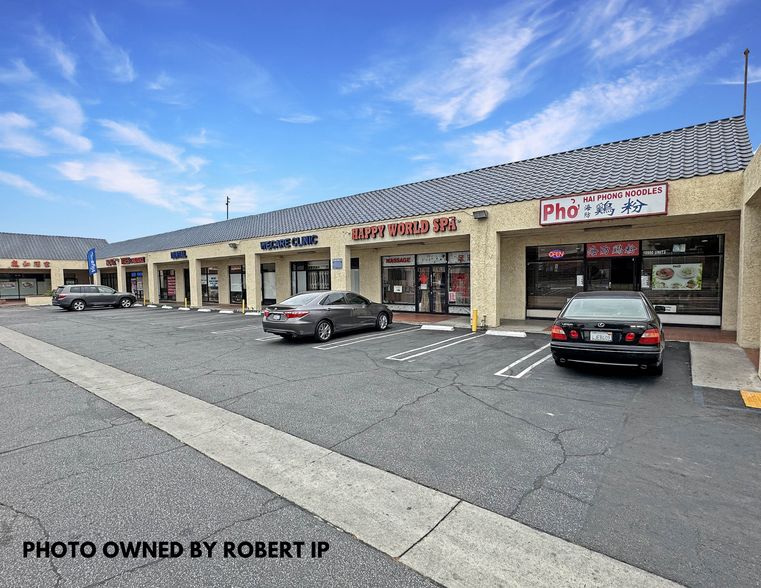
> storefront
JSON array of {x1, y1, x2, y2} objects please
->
[
  {"x1": 159, "y1": 269, "x2": 176, "y2": 302},
  {"x1": 381, "y1": 251, "x2": 470, "y2": 314},
  {"x1": 0, "y1": 273, "x2": 52, "y2": 299},
  {"x1": 201, "y1": 267, "x2": 218, "y2": 303},
  {"x1": 291, "y1": 260, "x2": 330, "y2": 295},
  {"x1": 126, "y1": 271, "x2": 144, "y2": 299},
  {"x1": 229, "y1": 265, "x2": 246, "y2": 304},
  {"x1": 526, "y1": 235, "x2": 724, "y2": 325}
]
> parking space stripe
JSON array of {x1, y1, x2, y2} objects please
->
[
  {"x1": 314, "y1": 327, "x2": 420, "y2": 350},
  {"x1": 255, "y1": 335, "x2": 281, "y2": 341},
  {"x1": 494, "y1": 343, "x2": 551, "y2": 377},
  {"x1": 210, "y1": 326, "x2": 261, "y2": 334},
  {"x1": 386, "y1": 332, "x2": 485, "y2": 362}
]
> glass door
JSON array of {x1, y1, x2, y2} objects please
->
[
  {"x1": 586, "y1": 258, "x2": 637, "y2": 291},
  {"x1": 417, "y1": 265, "x2": 448, "y2": 313}
]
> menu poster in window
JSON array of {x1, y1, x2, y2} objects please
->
[
  {"x1": 167, "y1": 275, "x2": 176, "y2": 296},
  {"x1": 393, "y1": 285, "x2": 402, "y2": 293},
  {"x1": 651, "y1": 264, "x2": 702, "y2": 290},
  {"x1": 449, "y1": 292, "x2": 456, "y2": 302}
]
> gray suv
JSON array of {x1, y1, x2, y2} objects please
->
[{"x1": 52, "y1": 285, "x2": 136, "y2": 311}]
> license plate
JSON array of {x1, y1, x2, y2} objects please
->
[
  {"x1": 270, "y1": 314, "x2": 281, "y2": 321},
  {"x1": 590, "y1": 331, "x2": 612, "y2": 342}
]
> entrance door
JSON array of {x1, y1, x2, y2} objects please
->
[
  {"x1": 586, "y1": 258, "x2": 637, "y2": 291},
  {"x1": 417, "y1": 265, "x2": 447, "y2": 313},
  {"x1": 184, "y1": 269, "x2": 190, "y2": 302}
]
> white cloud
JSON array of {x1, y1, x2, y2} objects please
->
[
  {"x1": 185, "y1": 129, "x2": 216, "y2": 147},
  {"x1": 54, "y1": 156, "x2": 176, "y2": 209},
  {"x1": 186, "y1": 155, "x2": 209, "y2": 173},
  {"x1": 147, "y1": 72, "x2": 174, "y2": 91},
  {"x1": 88, "y1": 15, "x2": 135, "y2": 82},
  {"x1": 98, "y1": 120, "x2": 185, "y2": 169},
  {"x1": 45, "y1": 127, "x2": 92, "y2": 152},
  {"x1": 32, "y1": 92, "x2": 86, "y2": 131},
  {"x1": 0, "y1": 60, "x2": 36, "y2": 85},
  {"x1": 34, "y1": 27, "x2": 77, "y2": 83},
  {"x1": 279, "y1": 114, "x2": 320, "y2": 124},
  {"x1": 464, "y1": 66, "x2": 702, "y2": 165},
  {"x1": 0, "y1": 170, "x2": 54, "y2": 199},
  {"x1": 0, "y1": 112, "x2": 47, "y2": 156},
  {"x1": 589, "y1": 0, "x2": 736, "y2": 61},
  {"x1": 719, "y1": 65, "x2": 761, "y2": 85}
]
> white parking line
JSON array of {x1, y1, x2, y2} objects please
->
[
  {"x1": 255, "y1": 335, "x2": 281, "y2": 341},
  {"x1": 386, "y1": 332, "x2": 485, "y2": 362},
  {"x1": 177, "y1": 318, "x2": 238, "y2": 329},
  {"x1": 314, "y1": 327, "x2": 420, "y2": 350},
  {"x1": 494, "y1": 343, "x2": 551, "y2": 378},
  {"x1": 210, "y1": 326, "x2": 260, "y2": 335}
]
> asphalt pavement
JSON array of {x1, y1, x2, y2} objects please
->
[{"x1": 1, "y1": 305, "x2": 759, "y2": 587}]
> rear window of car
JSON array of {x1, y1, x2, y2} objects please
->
[
  {"x1": 279, "y1": 292, "x2": 324, "y2": 306},
  {"x1": 563, "y1": 297, "x2": 649, "y2": 319}
]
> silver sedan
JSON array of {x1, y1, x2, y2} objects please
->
[{"x1": 262, "y1": 291, "x2": 393, "y2": 342}]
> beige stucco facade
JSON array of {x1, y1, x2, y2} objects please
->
[{"x1": 82, "y1": 152, "x2": 761, "y2": 360}]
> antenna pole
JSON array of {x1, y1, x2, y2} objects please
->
[
  {"x1": 744, "y1": 48, "x2": 750, "y2": 118},
  {"x1": 226, "y1": 196, "x2": 230, "y2": 220}
]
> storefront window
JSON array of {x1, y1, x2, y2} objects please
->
[
  {"x1": 261, "y1": 263, "x2": 276, "y2": 304},
  {"x1": 229, "y1": 265, "x2": 246, "y2": 304},
  {"x1": 291, "y1": 260, "x2": 330, "y2": 295},
  {"x1": 101, "y1": 272, "x2": 118, "y2": 290},
  {"x1": 201, "y1": 267, "x2": 218, "y2": 303},
  {"x1": 159, "y1": 269, "x2": 176, "y2": 301},
  {"x1": 382, "y1": 256, "x2": 416, "y2": 310},
  {"x1": 640, "y1": 235, "x2": 723, "y2": 318},
  {"x1": 0, "y1": 273, "x2": 51, "y2": 299},
  {"x1": 127, "y1": 271, "x2": 143, "y2": 298},
  {"x1": 447, "y1": 266, "x2": 470, "y2": 307}
]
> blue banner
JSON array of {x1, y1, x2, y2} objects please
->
[{"x1": 87, "y1": 249, "x2": 97, "y2": 275}]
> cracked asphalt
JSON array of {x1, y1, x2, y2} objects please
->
[{"x1": 1, "y1": 305, "x2": 760, "y2": 588}]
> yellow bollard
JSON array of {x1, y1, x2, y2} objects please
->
[
  {"x1": 185, "y1": 297, "x2": 187, "y2": 308},
  {"x1": 143, "y1": 295, "x2": 145, "y2": 306},
  {"x1": 242, "y1": 299, "x2": 245, "y2": 315},
  {"x1": 472, "y1": 309, "x2": 478, "y2": 332}
]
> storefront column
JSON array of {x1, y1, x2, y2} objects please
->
[
  {"x1": 189, "y1": 257, "x2": 202, "y2": 307},
  {"x1": 92, "y1": 271, "x2": 101, "y2": 286},
  {"x1": 243, "y1": 249, "x2": 261, "y2": 310},
  {"x1": 175, "y1": 268, "x2": 186, "y2": 305},
  {"x1": 275, "y1": 257, "x2": 290, "y2": 302},
  {"x1": 50, "y1": 265, "x2": 64, "y2": 289},
  {"x1": 330, "y1": 245, "x2": 350, "y2": 291},
  {"x1": 218, "y1": 263, "x2": 231, "y2": 305},
  {"x1": 117, "y1": 264, "x2": 127, "y2": 294},
  {"x1": 470, "y1": 231, "x2": 501, "y2": 328},
  {"x1": 146, "y1": 261, "x2": 159, "y2": 304},
  {"x1": 737, "y1": 201, "x2": 761, "y2": 349}
]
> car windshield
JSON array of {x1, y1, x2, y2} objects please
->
[
  {"x1": 278, "y1": 292, "x2": 324, "y2": 306},
  {"x1": 563, "y1": 297, "x2": 648, "y2": 319}
]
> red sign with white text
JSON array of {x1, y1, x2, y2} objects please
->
[{"x1": 586, "y1": 241, "x2": 640, "y2": 258}]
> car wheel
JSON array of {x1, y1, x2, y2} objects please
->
[
  {"x1": 314, "y1": 320, "x2": 333, "y2": 342},
  {"x1": 119, "y1": 297, "x2": 133, "y2": 308},
  {"x1": 650, "y1": 361, "x2": 664, "y2": 376},
  {"x1": 71, "y1": 299, "x2": 86, "y2": 311},
  {"x1": 375, "y1": 312, "x2": 389, "y2": 331}
]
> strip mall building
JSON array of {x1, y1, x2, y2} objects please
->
[{"x1": 5, "y1": 116, "x2": 761, "y2": 348}]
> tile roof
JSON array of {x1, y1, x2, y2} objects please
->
[
  {"x1": 96, "y1": 116, "x2": 753, "y2": 258},
  {"x1": 0, "y1": 233, "x2": 108, "y2": 261}
]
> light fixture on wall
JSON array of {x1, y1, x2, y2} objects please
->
[
  {"x1": 228, "y1": 243, "x2": 238, "y2": 249},
  {"x1": 472, "y1": 210, "x2": 488, "y2": 219}
]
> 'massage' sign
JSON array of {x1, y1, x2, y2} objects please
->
[{"x1": 540, "y1": 183, "x2": 668, "y2": 226}]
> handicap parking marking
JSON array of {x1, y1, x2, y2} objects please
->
[
  {"x1": 386, "y1": 332, "x2": 486, "y2": 362},
  {"x1": 313, "y1": 326, "x2": 420, "y2": 350},
  {"x1": 494, "y1": 343, "x2": 552, "y2": 378}
]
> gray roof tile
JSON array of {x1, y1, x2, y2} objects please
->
[
  {"x1": 96, "y1": 116, "x2": 753, "y2": 258},
  {"x1": 0, "y1": 233, "x2": 108, "y2": 261}
]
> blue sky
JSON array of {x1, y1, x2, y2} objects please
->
[{"x1": 1, "y1": 0, "x2": 759, "y2": 243}]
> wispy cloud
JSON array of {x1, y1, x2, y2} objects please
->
[
  {"x1": 31, "y1": 92, "x2": 86, "y2": 131},
  {"x1": 185, "y1": 128, "x2": 216, "y2": 147},
  {"x1": 0, "y1": 112, "x2": 47, "y2": 156},
  {"x1": 0, "y1": 59, "x2": 36, "y2": 85},
  {"x1": 463, "y1": 65, "x2": 704, "y2": 166},
  {"x1": 280, "y1": 114, "x2": 320, "y2": 124},
  {"x1": 44, "y1": 127, "x2": 92, "y2": 152},
  {"x1": 87, "y1": 15, "x2": 135, "y2": 82},
  {"x1": 186, "y1": 155, "x2": 209, "y2": 173},
  {"x1": 33, "y1": 26, "x2": 77, "y2": 83},
  {"x1": 98, "y1": 120, "x2": 185, "y2": 168},
  {"x1": 719, "y1": 65, "x2": 761, "y2": 85},
  {"x1": 54, "y1": 156, "x2": 176, "y2": 208},
  {"x1": 0, "y1": 170, "x2": 54, "y2": 199}
]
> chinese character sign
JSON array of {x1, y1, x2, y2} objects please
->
[
  {"x1": 540, "y1": 183, "x2": 667, "y2": 225},
  {"x1": 586, "y1": 241, "x2": 640, "y2": 258}
]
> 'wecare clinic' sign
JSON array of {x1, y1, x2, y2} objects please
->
[{"x1": 540, "y1": 183, "x2": 668, "y2": 226}]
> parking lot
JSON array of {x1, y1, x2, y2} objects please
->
[{"x1": 2, "y1": 304, "x2": 760, "y2": 588}]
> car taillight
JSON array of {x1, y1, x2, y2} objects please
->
[
  {"x1": 625, "y1": 332, "x2": 635, "y2": 341},
  {"x1": 570, "y1": 330, "x2": 579, "y2": 339},
  {"x1": 551, "y1": 325, "x2": 567, "y2": 340},
  {"x1": 58, "y1": 295, "x2": 66, "y2": 299},
  {"x1": 284, "y1": 311, "x2": 309, "y2": 319},
  {"x1": 639, "y1": 329, "x2": 660, "y2": 344},
  {"x1": 263, "y1": 310, "x2": 270, "y2": 317}
]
